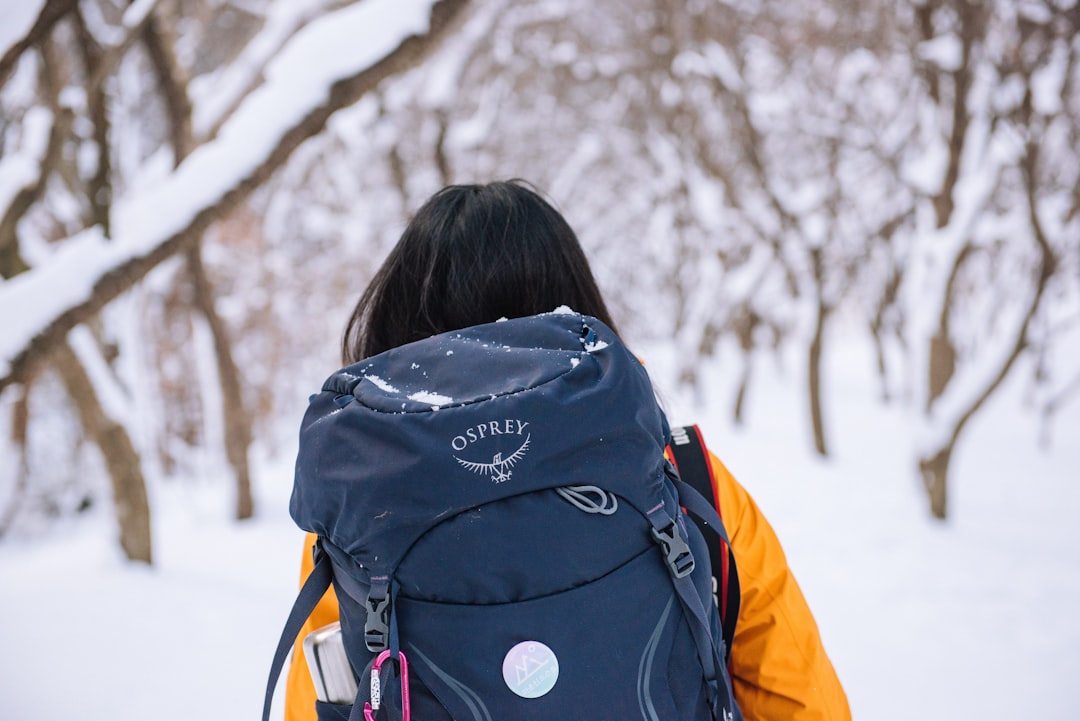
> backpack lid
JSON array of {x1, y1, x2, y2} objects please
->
[{"x1": 290, "y1": 309, "x2": 672, "y2": 575}]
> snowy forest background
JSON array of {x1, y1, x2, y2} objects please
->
[{"x1": 0, "y1": 0, "x2": 1078, "y2": 719}]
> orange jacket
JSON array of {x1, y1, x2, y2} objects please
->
[
  {"x1": 283, "y1": 451, "x2": 850, "y2": 721},
  {"x1": 705, "y1": 453, "x2": 850, "y2": 720}
]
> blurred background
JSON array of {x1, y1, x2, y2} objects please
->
[{"x1": 0, "y1": 0, "x2": 1078, "y2": 719}]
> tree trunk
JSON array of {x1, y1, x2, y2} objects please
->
[
  {"x1": 732, "y1": 308, "x2": 756, "y2": 426},
  {"x1": 807, "y1": 245, "x2": 830, "y2": 457},
  {"x1": 74, "y1": 9, "x2": 113, "y2": 235},
  {"x1": 927, "y1": 331, "x2": 957, "y2": 411},
  {"x1": 869, "y1": 324, "x2": 890, "y2": 403},
  {"x1": 732, "y1": 359, "x2": 751, "y2": 427},
  {"x1": 187, "y1": 244, "x2": 253, "y2": 520},
  {"x1": 868, "y1": 263, "x2": 903, "y2": 404},
  {"x1": 919, "y1": 445, "x2": 951, "y2": 520},
  {"x1": 53, "y1": 343, "x2": 152, "y2": 563},
  {"x1": 0, "y1": 386, "x2": 31, "y2": 538},
  {"x1": 808, "y1": 312, "x2": 829, "y2": 457}
]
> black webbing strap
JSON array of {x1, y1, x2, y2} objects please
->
[
  {"x1": 668, "y1": 424, "x2": 741, "y2": 661},
  {"x1": 263, "y1": 544, "x2": 334, "y2": 721}
]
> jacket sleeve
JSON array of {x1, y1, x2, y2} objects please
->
[
  {"x1": 708, "y1": 451, "x2": 851, "y2": 721},
  {"x1": 283, "y1": 532, "x2": 340, "y2": 721}
]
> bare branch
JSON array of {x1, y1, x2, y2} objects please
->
[
  {"x1": 84, "y1": 0, "x2": 164, "y2": 99},
  {"x1": 937, "y1": 141, "x2": 1056, "y2": 453},
  {"x1": 0, "y1": 0, "x2": 79, "y2": 89},
  {"x1": 142, "y1": 10, "x2": 255, "y2": 518},
  {"x1": 187, "y1": 242, "x2": 254, "y2": 519},
  {"x1": 0, "y1": 0, "x2": 471, "y2": 395},
  {"x1": 73, "y1": 7, "x2": 114, "y2": 234},
  {"x1": 0, "y1": 37, "x2": 73, "y2": 279},
  {"x1": 932, "y1": 2, "x2": 979, "y2": 228},
  {"x1": 1044, "y1": 370, "x2": 1080, "y2": 417},
  {"x1": 193, "y1": 2, "x2": 335, "y2": 143},
  {"x1": 141, "y1": 7, "x2": 195, "y2": 161}
]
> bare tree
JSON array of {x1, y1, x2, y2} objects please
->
[
  {"x1": 55, "y1": 337, "x2": 153, "y2": 562},
  {"x1": 6, "y1": 0, "x2": 1071, "y2": 539},
  {"x1": 905, "y1": 0, "x2": 1073, "y2": 518},
  {"x1": 0, "y1": 0, "x2": 471, "y2": 559},
  {"x1": 0, "y1": 5, "x2": 155, "y2": 560},
  {"x1": 139, "y1": 5, "x2": 255, "y2": 519}
]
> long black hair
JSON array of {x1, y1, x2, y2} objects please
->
[{"x1": 342, "y1": 180, "x2": 618, "y2": 363}]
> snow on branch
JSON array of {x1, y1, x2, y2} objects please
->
[
  {"x1": 0, "y1": 0, "x2": 70, "y2": 88},
  {"x1": 0, "y1": 0, "x2": 468, "y2": 393},
  {"x1": 191, "y1": 0, "x2": 332, "y2": 142}
]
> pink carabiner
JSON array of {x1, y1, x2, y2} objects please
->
[{"x1": 363, "y1": 649, "x2": 410, "y2": 721}]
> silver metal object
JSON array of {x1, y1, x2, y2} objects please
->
[{"x1": 302, "y1": 622, "x2": 359, "y2": 704}]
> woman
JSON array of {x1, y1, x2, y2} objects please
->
[{"x1": 283, "y1": 180, "x2": 851, "y2": 721}]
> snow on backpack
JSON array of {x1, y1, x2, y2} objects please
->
[{"x1": 263, "y1": 310, "x2": 742, "y2": 721}]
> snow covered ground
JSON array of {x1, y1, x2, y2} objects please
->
[{"x1": 0, "y1": 332, "x2": 1077, "y2": 720}]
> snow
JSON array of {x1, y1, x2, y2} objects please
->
[
  {"x1": 0, "y1": 225, "x2": 113, "y2": 380},
  {"x1": 407, "y1": 390, "x2": 454, "y2": 406},
  {"x1": 0, "y1": 154, "x2": 37, "y2": 216},
  {"x1": 0, "y1": 0, "x2": 440, "y2": 381},
  {"x1": 363, "y1": 374, "x2": 455, "y2": 406},
  {"x1": 917, "y1": 34, "x2": 963, "y2": 72},
  {"x1": 416, "y1": 0, "x2": 500, "y2": 108},
  {"x1": 652, "y1": 335, "x2": 1080, "y2": 721},
  {"x1": 674, "y1": 41, "x2": 744, "y2": 92},
  {"x1": 364, "y1": 374, "x2": 399, "y2": 394},
  {"x1": 1, "y1": 332, "x2": 1077, "y2": 721},
  {"x1": 0, "y1": 105, "x2": 50, "y2": 213},
  {"x1": 1031, "y1": 43, "x2": 1067, "y2": 116},
  {"x1": 0, "y1": 458, "x2": 302, "y2": 721},
  {"x1": 583, "y1": 339, "x2": 609, "y2": 353},
  {"x1": 191, "y1": 1, "x2": 326, "y2": 136},
  {"x1": 0, "y1": 1, "x2": 45, "y2": 62},
  {"x1": 68, "y1": 326, "x2": 131, "y2": 424},
  {"x1": 121, "y1": 0, "x2": 159, "y2": 31}
]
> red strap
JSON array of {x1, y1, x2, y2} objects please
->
[
  {"x1": 689, "y1": 425, "x2": 731, "y2": 623},
  {"x1": 667, "y1": 424, "x2": 740, "y2": 667}
]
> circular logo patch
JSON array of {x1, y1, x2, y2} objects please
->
[{"x1": 502, "y1": 641, "x2": 559, "y2": 699}]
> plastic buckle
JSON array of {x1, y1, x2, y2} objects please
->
[
  {"x1": 652, "y1": 522, "x2": 696, "y2": 578},
  {"x1": 364, "y1": 584, "x2": 391, "y2": 652},
  {"x1": 364, "y1": 649, "x2": 410, "y2": 721}
]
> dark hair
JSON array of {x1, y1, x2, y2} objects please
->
[{"x1": 342, "y1": 180, "x2": 618, "y2": 363}]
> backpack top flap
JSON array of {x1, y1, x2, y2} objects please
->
[{"x1": 290, "y1": 310, "x2": 673, "y2": 576}]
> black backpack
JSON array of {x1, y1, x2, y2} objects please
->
[{"x1": 264, "y1": 311, "x2": 742, "y2": 721}]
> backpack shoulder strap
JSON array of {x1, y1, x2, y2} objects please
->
[
  {"x1": 668, "y1": 424, "x2": 740, "y2": 661},
  {"x1": 262, "y1": 542, "x2": 334, "y2": 721}
]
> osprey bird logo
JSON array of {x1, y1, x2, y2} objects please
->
[{"x1": 454, "y1": 434, "x2": 531, "y2": 483}]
